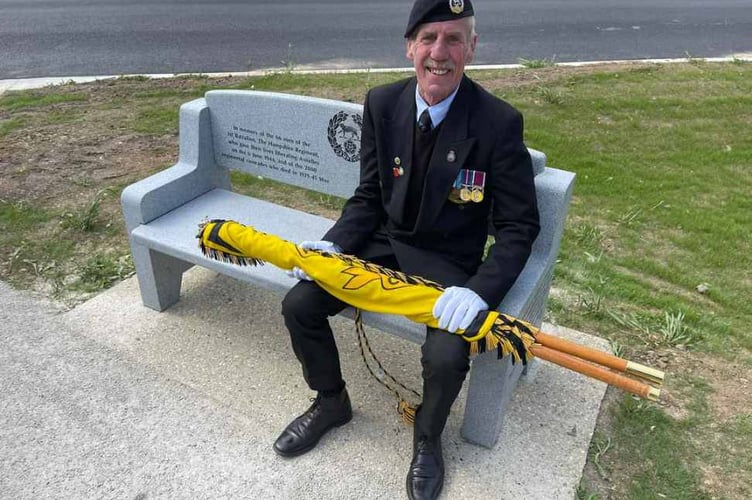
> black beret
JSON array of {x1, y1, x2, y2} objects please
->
[{"x1": 405, "y1": 0, "x2": 475, "y2": 38}]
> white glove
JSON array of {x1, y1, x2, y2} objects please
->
[
  {"x1": 286, "y1": 240, "x2": 342, "y2": 281},
  {"x1": 432, "y1": 286, "x2": 489, "y2": 333}
]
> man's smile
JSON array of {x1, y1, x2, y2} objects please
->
[{"x1": 427, "y1": 66, "x2": 451, "y2": 76}]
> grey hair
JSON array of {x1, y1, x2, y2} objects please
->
[{"x1": 466, "y1": 15, "x2": 477, "y2": 39}]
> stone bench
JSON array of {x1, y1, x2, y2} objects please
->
[{"x1": 121, "y1": 89, "x2": 575, "y2": 448}]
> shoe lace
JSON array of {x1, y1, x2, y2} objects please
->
[
  {"x1": 304, "y1": 395, "x2": 322, "y2": 416},
  {"x1": 416, "y1": 437, "x2": 434, "y2": 453}
]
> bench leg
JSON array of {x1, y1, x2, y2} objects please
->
[
  {"x1": 130, "y1": 242, "x2": 192, "y2": 311},
  {"x1": 521, "y1": 358, "x2": 542, "y2": 381},
  {"x1": 460, "y1": 352, "x2": 524, "y2": 448}
]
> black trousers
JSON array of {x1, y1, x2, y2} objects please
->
[{"x1": 281, "y1": 254, "x2": 471, "y2": 440}]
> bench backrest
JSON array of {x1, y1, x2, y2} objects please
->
[{"x1": 204, "y1": 89, "x2": 547, "y2": 200}]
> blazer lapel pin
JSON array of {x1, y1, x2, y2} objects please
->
[{"x1": 392, "y1": 156, "x2": 404, "y2": 177}]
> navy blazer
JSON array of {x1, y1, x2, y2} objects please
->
[{"x1": 324, "y1": 75, "x2": 540, "y2": 308}]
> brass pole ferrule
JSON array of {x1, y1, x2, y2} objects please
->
[{"x1": 626, "y1": 361, "x2": 665, "y2": 386}]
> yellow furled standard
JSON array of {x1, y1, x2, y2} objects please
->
[{"x1": 197, "y1": 219, "x2": 535, "y2": 363}]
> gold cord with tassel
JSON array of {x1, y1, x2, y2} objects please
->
[{"x1": 354, "y1": 310, "x2": 420, "y2": 425}]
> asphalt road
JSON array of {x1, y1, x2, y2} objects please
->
[{"x1": 1, "y1": 0, "x2": 751, "y2": 79}]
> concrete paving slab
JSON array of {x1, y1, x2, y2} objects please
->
[
  {"x1": 0, "y1": 282, "x2": 276, "y2": 499},
  {"x1": 44, "y1": 268, "x2": 610, "y2": 499}
]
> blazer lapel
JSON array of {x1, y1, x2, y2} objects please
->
[
  {"x1": 382, "y1": 79, "x2": 417, "y2": 225},
  {"x1": 414, "y1": 77, "x2": 476, "y2": 231}
]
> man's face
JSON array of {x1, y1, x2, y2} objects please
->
[{"x1": 406, "y1": 18, "x2": 477, "y2": 106}]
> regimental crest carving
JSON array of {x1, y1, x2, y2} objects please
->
[
  {"x1": 327, "y1": 111, "x2": 362, "y2": 162},
  {"x1": 449, "y1": 0, "x2": 464, "y2": 15}
]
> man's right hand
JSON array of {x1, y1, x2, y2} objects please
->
[{"x1": 286, "y1": 240, "x2": 342, "y2": 281}]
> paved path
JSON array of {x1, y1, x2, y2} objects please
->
[{"x1": 0, "y1": 270, "x2": 609, "y2": 499}]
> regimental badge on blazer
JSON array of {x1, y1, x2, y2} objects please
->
[
  {"x1": 449, "y1": 169, "x2": 486, "y2": 204},
  {"x1": 392, "y1": 156, "x2": 404, "y2": 177}
]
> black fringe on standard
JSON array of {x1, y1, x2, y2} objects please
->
[
  {"x1": 463, "y1": 311, "x2": 533, "y2": 365},
  {"x1": 196, "y1": 219, "x2": 265, "y2": 267},
  {"x1": 200, "y1": 246, "x2": 264, "y2": 267}
]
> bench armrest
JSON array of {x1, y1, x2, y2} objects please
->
[
  {"x1": 497, "y1": 254, "x2": 554, "y2": 326},
  {"x1": 121, "y1": 98, "x2": 230, "y2": 232},
  {"x1": 499, "y1": 166, "x2": 576, "y2": 326}
]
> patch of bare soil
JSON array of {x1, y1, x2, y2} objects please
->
[
  {"x1": 2, "y1": 130, "x2": 174, "y2": 205},
  {"x1": 688, "y1": 352, "x2": 752, "y2": 499},
  {"x1": 686, "y1": 353, "x2": 752, "y2": 422},
  {"x1": 1, "y1": 95, "x2": 180, "y2": 207}
]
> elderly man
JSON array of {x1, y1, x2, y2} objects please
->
[{"x1": 274, "y1": 0, "x2": 540, "y2": 498}]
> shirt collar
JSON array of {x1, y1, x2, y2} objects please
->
[{"x1": 415, "y1": 83, "x2": 461, "y2": 128}]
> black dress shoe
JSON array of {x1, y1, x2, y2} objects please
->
[
  {"x1": 406, "y1": 436, "x2": 444, "y2": 500},
  {"x1": 273, "y1": 389, "x2": 352, "y2": 457}
]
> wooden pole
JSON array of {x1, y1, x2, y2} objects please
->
[
  {"x1": 530, "y1": 344, "x2": 660, "y2": 401},
  {"x1": 534, "y1": 331, "x2": 664, "y2": 386}
]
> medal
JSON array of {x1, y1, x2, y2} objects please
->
[
  {"x1": 460, "y1": 169, "x2": 472, "y2": 200},
  {"x1": 471, "y1": 170, "x2": 486, "y2": 203}
]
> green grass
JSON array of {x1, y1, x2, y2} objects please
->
[
  {"x1": 229, "y1": 171, "x2": 345, "y2": 216},
  {"x1": 0, "y1": 117, "x2": 25, "y2": 137},
  {"x1": 231, "y1": 71, "x2": 400, "y2": 103},
  {"x1": 45, "y1": 109, "x2": 84, "y2": 125},
  {"x1": 132, "y1": 106, "x2": 179, "y2": 135},
  {"x1": 490, "y1": 64, "x2": 752, "y2": 355},
  {"x1": 61, "y1": 188, "x2": 115, "y2": 232},
  {"x1": 0, "y1": 91, "x2": 88, "y2": 111},
  {"x1": 518, "y1": 57, "x2": 557, "y2": 69},
  {"x1": 0, "y1": 200, "x2": 51, "y2": 233},
  {"x1": 73, "y1": 253, "x2": 133, "y2": 293},
  {"x1": 612, "y1": 394, "x2": 711, "y2": 499},
  {"x1": 576, "y1": 484, "x2": 601, "y2": 500}
]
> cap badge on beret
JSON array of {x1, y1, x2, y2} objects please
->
[{"x1": 449, "y1": 0, "x2": 464, "y2": 15}]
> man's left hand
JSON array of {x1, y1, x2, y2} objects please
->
[
  {"x1": 432, "y1": 286, "x2": 489, "y2": 333},
  {"x1": 286, "y1": 240, "x2": 342, "y2": 281}
]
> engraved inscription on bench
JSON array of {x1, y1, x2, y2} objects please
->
[
  {"x1": 206, "y1": 90, "x2": 363, "y2": 199},
  {"x1": 223, "y1": 125, "x2": 325, "y2": 184}
]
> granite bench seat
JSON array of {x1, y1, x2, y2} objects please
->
[{"x1": 121, "y1": 89, "x2": 575, "y2": 448}]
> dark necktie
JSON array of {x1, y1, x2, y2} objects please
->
[{"x1": 417, "y1": 109, "x2": 432, "y2": 133}]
